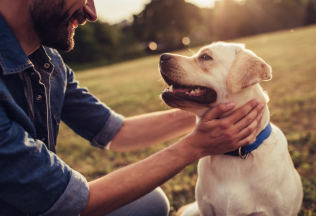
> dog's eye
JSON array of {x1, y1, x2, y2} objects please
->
[{"x1": 200, "y1": 54, "x2": 213, "y2": 60}]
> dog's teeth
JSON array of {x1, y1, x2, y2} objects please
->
[
  {"x1": 196, "y1": 88, "x2": 201, "y2": 93},
  {"x1": 185, "y1": 92, "x2": 189, "y2": 95},
  {"x1": 169, "y1": 85, "x2": 173, "y2": 92},
  {"x1": 190, "y1": 90, "x2": 195, "y2": 94}
]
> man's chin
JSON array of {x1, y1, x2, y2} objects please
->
[
  {"x1": 44, "y1": 41, "x2": 74, "y2": 53},
  {"x1": 42, "y1": 33, "x2": 74, "y2": 53},
  {"x1": 59, "y1": 39, "x2": 75, "y2": 53}
]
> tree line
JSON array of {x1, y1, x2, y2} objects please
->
[{"x1": 61, "y1": 0, "x2": 316, "y2": 66}]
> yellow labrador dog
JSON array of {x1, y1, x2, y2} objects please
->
[{"x1": 159, "y1": 42, "x2": 303, "y2": 216}]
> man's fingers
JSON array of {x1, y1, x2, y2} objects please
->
[
  {"x1": 228, "y1": 99, "x2": 260, "y2": 124},
  {"x1": 203, "y1": 103, "x2": 235, "y2": 121},
  {"x1": 236, "y1": 126, "x2": 258, "y2": 148},
  {"x1": 235, "y1": 103, "x2": 264, "y2": 131},
  {"x1": 236, "y1": 111, "x2": 263, "y2": 144}
]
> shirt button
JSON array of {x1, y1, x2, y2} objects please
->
[
  {"x1": 31, "y1": 72, "x2": 35, "y2": 75},
  {"x1": 36, "y1": 95, "x2": 42, "y2": 100},
  {"x1": 44, "y1": 63, "x2": 50, "y2": 69}
]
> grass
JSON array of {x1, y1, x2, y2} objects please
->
[{"x1": 57, "y1": 25, "x2": 316, "y2": 215}]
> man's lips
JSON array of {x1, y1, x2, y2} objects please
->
[
  {"x1": 70, "y1": 12, "x2": 87, "y2": 29},
  {"x1": 71, "y1": 19, "x2": 79, "y2": 29}
]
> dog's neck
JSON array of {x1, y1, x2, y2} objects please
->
[
  {"x1": 196, "y1": 84, "x2": 270, "y2": 142},
  {"x1": 229, "y1": 84, "x2": 271, "y2": 139}
]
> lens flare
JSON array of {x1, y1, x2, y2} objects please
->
[
  {"x1": 149, "y1": 42, "x2": 158, "y2": 50},
  {"x1": 182, "y1": 37, "x2": 191, "y2": 45}
]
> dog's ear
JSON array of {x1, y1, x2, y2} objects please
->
[{"x1": 226, "y1": 48, "x2": 272, "y2": 93}]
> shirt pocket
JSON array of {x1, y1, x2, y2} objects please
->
[{"x1": 53, "y1": 110, "x2": 61, "y2": 144}]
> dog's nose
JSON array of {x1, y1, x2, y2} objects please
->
[{"x1": 160, "y1": 54, "x2": 171, "y2": 64}]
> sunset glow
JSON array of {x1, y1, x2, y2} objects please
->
[{"x1": 95, "y1": 0, "x2": 216, "y2": 24}]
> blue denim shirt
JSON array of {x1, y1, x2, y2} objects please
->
[{"x1": 0, "y1": 14, "x2": 124, "y2": 216}]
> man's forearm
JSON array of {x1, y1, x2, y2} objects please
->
[
  {"x1": 81, "y1": 137, "x2": 199, "y2": 216},
  {"x1": 81, "y1": 100, "x2": 264, "y2": 216},
  {"x1": 110, "y1": 109, "x2": 196, "y2": 152}
]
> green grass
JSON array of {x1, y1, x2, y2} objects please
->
[{"x1": 57, "y1": 25, "x2": 316, "y2": 215}]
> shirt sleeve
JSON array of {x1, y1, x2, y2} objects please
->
[
  {"x1": 0, "y1": 104, "x2": 89, "y2": 215},
  {"x1": 42, "y1": 170, "x2": 89, "y2": 216},
  {"x1": 61, "y1": 66, "x2": 124, "y2": 149}
]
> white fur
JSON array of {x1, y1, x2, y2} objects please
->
[{"x1": 161, "y1": 42, "x2": 303, "y2": 216}]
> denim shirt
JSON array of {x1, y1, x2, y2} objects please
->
[{"x1": 0, "y1": 14, "x2": 124, "y2": 215}]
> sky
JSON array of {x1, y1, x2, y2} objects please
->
[{"x1": 94, "y1": 0, "x2": 216, "y2": 24}]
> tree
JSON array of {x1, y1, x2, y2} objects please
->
[
  {"x1": 132, "y1": 0, "x2": 205, "y2": 52},
  {"x1": 61, "y1": 21, "x2": 144, "y2": 65}
]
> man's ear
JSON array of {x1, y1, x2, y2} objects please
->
[{"x1": 226, "y1": 48, "x2": 272, "y2": 93}]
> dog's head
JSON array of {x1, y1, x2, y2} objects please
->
[{"x1": 159, "y1": 42, "x2": 272, "y2": 116}]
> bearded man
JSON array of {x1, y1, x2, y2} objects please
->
[{"x1": 0, "y1": 0, "x2": 264, "y2": 216}]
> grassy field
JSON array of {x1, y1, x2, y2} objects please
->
[{"x1": 57, "y1": 25, "x2": 316, "y2": 215}]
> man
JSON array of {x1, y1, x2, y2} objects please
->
[{"x1": 0, "y1": 0, "x2": 264, "y2": 215}]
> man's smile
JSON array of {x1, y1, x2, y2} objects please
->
[{"x1": 69, "y1": 11, "x2": 86, "y2": 33}]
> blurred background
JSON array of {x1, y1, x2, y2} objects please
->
[
  {"x1": 57, "y1": 0, "x2": 316, "y2": 215},
  {"x1": 61, "y1": 0, "x2": 316, "y2": 70}
]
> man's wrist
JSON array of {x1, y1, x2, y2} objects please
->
[
  {"x1": 172, "y1": 135, "x2": 204, "y2": 164},
  {"x1": 172, "y1": 109, "x2": 196, "y2": 121}
]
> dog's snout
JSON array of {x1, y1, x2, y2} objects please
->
[
  {"x1": 161, "y1": 54, "x2": 171, "y2": 61},
  {"x1": 160, "y1": 54, "x2": 171, "y2": 64}
]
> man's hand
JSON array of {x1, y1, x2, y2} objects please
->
[
  {"x1": 185, "y1": 99, "x2": 264, "y2": 157},
  {"x1": 81, "y1": 100, "x2": 264, "y2": 216}
]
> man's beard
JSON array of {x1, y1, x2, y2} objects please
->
[{"x1": 29, "y1": 0, "x2": 74, "y2": 52}]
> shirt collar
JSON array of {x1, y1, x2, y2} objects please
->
[{"x1": 0, "y1": 13, "x2": 33, "y2": 75}]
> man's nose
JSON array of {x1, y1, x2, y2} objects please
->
[{"x1": 84, "y1": 0, "x2": 97, "y2": 22}]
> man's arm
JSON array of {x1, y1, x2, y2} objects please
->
[
  {"x1": 109, "y1": 109, "x2": 196, "y2": 152},
  {"x1": 0, "y1": 103, "x2": 89, "y2": 215},
  {"x1": 81, "y1": 100, "x2": 264, "y2": 216}
]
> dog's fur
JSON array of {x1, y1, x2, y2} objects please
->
[{"x1": 159, "y1": 42, "x2": 303, "y2": 216}]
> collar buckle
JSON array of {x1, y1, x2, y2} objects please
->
[{"x1": 238, "y1": 147, "x2": 249, "y2": 160}]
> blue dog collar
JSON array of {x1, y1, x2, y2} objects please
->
[{"x1": 225, "y1": 123, "x2": 272, "y2": 159}]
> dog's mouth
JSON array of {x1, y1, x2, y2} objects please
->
[{"x1": 161, "y1": 74, "x2": 217, "y2": 104}]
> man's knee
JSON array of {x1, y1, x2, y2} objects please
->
[
  {"x1": 104, "y1": 187, "x2": 169, "y2": 216},
  {"x1": 147, "y1": 187, "x2": 170, "y2": 216}
]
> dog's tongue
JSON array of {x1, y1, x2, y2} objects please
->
[{"x1": 174, "y1": 87, "x2": 192, "y2": 93}]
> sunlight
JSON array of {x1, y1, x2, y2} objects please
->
[
  {"x1": 95, "y1": 0, "x2": 217, "y2": 24},
  {"x1": 186, "y1": 0, "x2": 216, "y2": 8}
]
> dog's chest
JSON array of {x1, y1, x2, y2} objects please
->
[
  {"x1": 195, "y1": 127, "x2": 299, "y2": 216},
  {"x1": 196, "y1": 156, "x2": 264, "y2": 214}
]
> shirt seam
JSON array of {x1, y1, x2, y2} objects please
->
[
  {"x1": 0, "y1": 97, "x2": 13, "y2": 101},
  {"x1": 0, "y1": 53, "x2": 8, "y2": 70},
  {"x1": 92, "y1": 138, "x2": 105, "y2": 148},
  {"x1": 0, "y1": 53, "x2": 33, "y2": 74},
  {"x1": 91, "y1": 111, "x2": 124, "y2": 148},
  {"x1": 51, "y1": 62, "x2": 64, "y2": 80}
]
